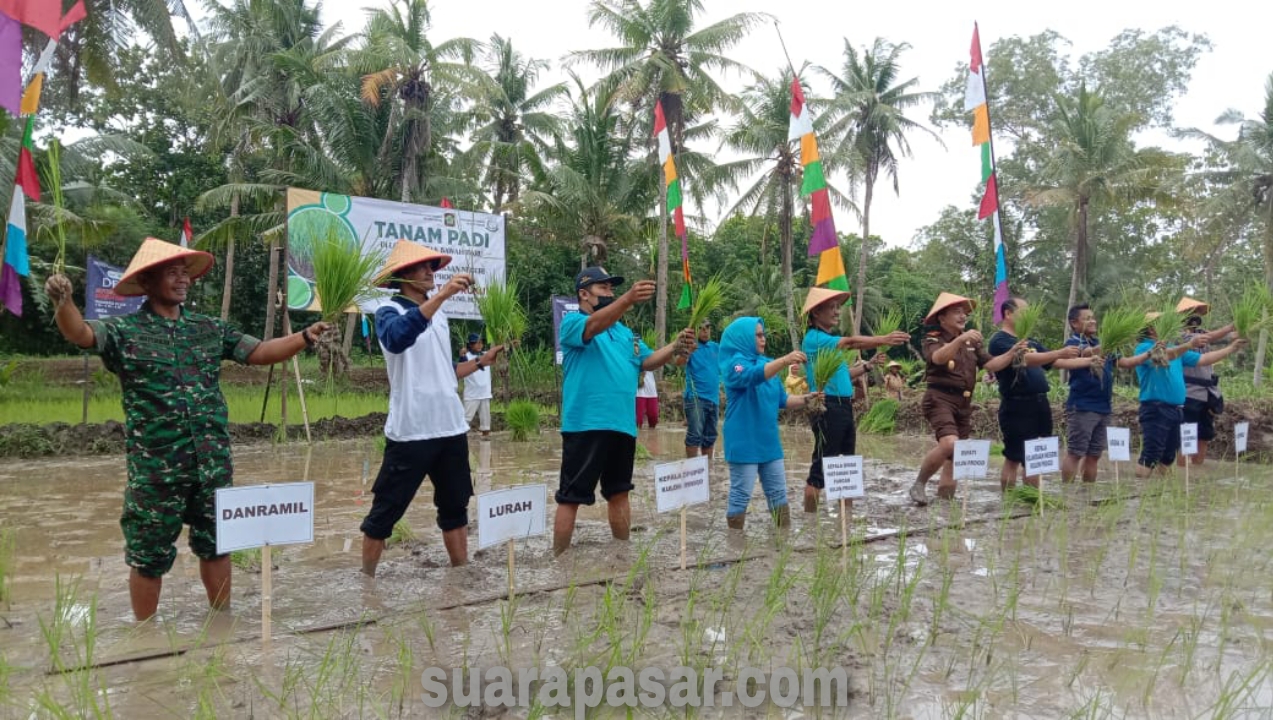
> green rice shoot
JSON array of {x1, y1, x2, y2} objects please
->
[
  {"x1": 1230, "y1": 283, "x2": 1273, "y2": 339},
  {"x1": 477, "y1": 279, "x2": 528, "y2": 347},
  {"x1": 505, "y1": 399, "x2": 541, "y2": 442},
  {"x1": 1096, "y1": 306, "x2": 1146, "y2": 357},
  {"x1": 685, "y1": 277, "x2": 725, "y2": 332},
  {"x1": 1011, "y1": 302, "x2": 1045, "y2": 341},
  {"x1": 311, "y1": 232, "x2": 386, "y2": 324},
  {"x1": 871, "y1": 307, "x2": 907, "y2": 338}
]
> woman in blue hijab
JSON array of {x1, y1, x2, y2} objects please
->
[{"x1": 719, "y1": 317, "x2": 818, "y2": 530}]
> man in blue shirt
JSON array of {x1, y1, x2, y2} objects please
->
[
  {"x1": 1057, "y1": 304, "x2": 1150, "y2": 483},
  {"x1": 674, "y1": 321, "x2": 720, "y2": 465},
  {"x1": 1133, "y1": 313, "x2": 1243, "y2": 478},
  {"x1": 801, "y1": 288, "x2": 912, "y2": 513},
  {"x1": 554, "y1": 267, "x2": 694, "y2": 555},
  {"x1": 989, "y1": 297, "x2": 1078, "y2": 490}
]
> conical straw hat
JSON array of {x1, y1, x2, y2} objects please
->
[
  {"x1": 924, "y1": 292, "x2": 976, "y2": 325},
  {"x1": 801, "y1": 287, "x2": 851, "y2": 315},
  {"x1": 376, "y1": 240, "x2": 452, "y2": 286},
  {"x1": 1144, "y1": 311, "x2": 1162, "y2": 324},
  {"x1": 1176, "y1": 296, "x2": 1209, "y2": 316},
  {"x1": 114, "y1": 237, "x2": 214, "y2": 297}
]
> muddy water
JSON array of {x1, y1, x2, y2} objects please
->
[{"x1": 2, "y1": 425, "x2": 1271, "y2": 717}]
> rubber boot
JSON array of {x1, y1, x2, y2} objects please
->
[
  {"x1": 726, "y1": 513, "x2": 746, "y2": 530},
  {"x1": 774, "y1": 505, "x2": 791, "y2": 528}
]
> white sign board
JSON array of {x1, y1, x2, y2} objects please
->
[
  {"x1": 655, "y1": 456, "x2": 710, "y2": 513},
  {"x1": 1024, "y1": 437, "x2": 1061, "y2": 476},
  {"x1": 952, "y1": 440, "x2": 991, "y2": 480},
  {"x1": 1235, "y1": 422, "x2": 1250, "y2": 454},
  {"x1": 1106, "y1": 427, "x2": 1132, "y2": 462},
  {"x1": 477, "y1": 484, "x2": 547, "y2": 550},
  {"x1": 1180, "y1": 423, "x2": 1199, "y2": 455},
  {"x1": 215, "y1": 483, "x2": 315, "y2": 554},
  {"x1": 822, "y1": 455, "x2": 865, "y2": 502},
  {"x1": 285, "y1": 188, "x2": 506, "y2": 320}
]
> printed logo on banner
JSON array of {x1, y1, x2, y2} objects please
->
[
  {"x1": 822, "y1": 455, "x2": 865, "y2": 502},
  {"x1": 551, "y1": 295, "x2": 581, "y2": 365},
  {"x1": 655, "y1": 456, "x2": 710, "y2": 513},
  {"x1": 284, "y1": 189, "x2": 506, "y2": 320},
  {"x1": 1235, "y1": 422, "x2": 1250, "y2": 455},
  {"x1": 1024, "y1": 437, "x2": 1061, "y2": 476},
  {"x1": 952, "y1": 440, "x2": 991, "y2": 480},
  {"x1": 1106, "y1": 427, "x2": 1132, "y2": 462},
  {"x1": 477, "y1": 484, "x2": 548, "y2": 550},
  {"x1": 85, "y1": 254, "x2": 145, "y2": 320}
]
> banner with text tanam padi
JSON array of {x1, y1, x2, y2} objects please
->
[{"x1": 285, "y1": 189, "x2": 506, "y2": 320}]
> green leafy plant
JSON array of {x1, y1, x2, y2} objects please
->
[
  {"x1": 387, "y1": 519, "x2": 415, "y2": 547},
  {"x1": 1148, "y1": 304, "x2": 1186, "y2": 366},
  {"x1": 1230, "y1": 284, "x2": 1273, "y2": 339},
  {"x1": 1007, "y1": 303, "x2": 1045, "y2": 368},
  {"x1": 685, "y1": 277, "x2": 725, "y2": 333},
  {"x1": 311, "y1": 233, "x2": 385, "y2": 324},
  {"x1": 858, "y1": 398, "x2": 899, "y2": 434},
  {"x1": 806, "y1": 348, "x2": 854, "y2": 415},
  {"x1": 1004, "y1": 485, "x2": 1064, "y2": 511},
  {"x1": 41, "y1": 141, "x2": 70, "y2": 275},
  {"x1": 1097, "y1": 306, "x2": 1146, "y2": 357},
  {"x1": 505, "y1": 399, "x2": 540, "y2": 442},
  {"x1": 871, "y1": 307, "x2": 907, "y2": 338},
  {"x1": 477, "y1": 279, "x2": 529, "y2": 402}
]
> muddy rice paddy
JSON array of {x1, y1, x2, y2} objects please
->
[{"x1": 1, "y1": 425, "x2": 1271, "y2": 717}]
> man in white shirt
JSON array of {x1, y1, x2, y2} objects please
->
[
  {"x1": 460, "y1": 333, "x2": 493, "y2": 438},
  {"x1": 636, "y1": 370, "x2": 659, "y2": 428},
  {"x1": 360, "y1": 240, "x2": 503, "y2": 577}
]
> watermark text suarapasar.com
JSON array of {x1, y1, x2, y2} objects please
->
[{"x1": 421, "y1": 665, "x2": 850, "y2": 714}]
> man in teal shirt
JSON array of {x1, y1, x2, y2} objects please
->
[
  {"x1": 1133, "y1": 314, "x2": 1244, "y2": 477},
  {"x1": 675, "y1": 321, "x2": 720, "y2": 464},
  {"x1": 554, "y1": 267, "x2": 693, "y2": 555}
]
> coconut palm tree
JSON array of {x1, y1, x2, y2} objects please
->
[
  {"x1": 353, "y1": 0, "x2": 483, "y2": 204},
  {"x1": 709, "y1": 71, "x2": 854, "y2": 348},
  {"x1": 568, "y1": 0, "x2": 766, "y2": 347},
  {"x1": 518, "y1": 77, "x2": 654, "y2": 267},
  {"x1": 1178, "y1": 73, "x2": 1273, "y2": 383},
  {"x1": 816, "y1": 38, "x2": 938, "y2": 334},
  {"x1": 467, "y1": 35, "x2": 567, "y2": 213},
  {"x1": 1026, "y1": 83, "x2": 1183, "y2": 320}
]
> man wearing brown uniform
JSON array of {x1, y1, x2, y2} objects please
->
[{"x1": 908, "y1": 293, "x2": 1023, "y2": 506}]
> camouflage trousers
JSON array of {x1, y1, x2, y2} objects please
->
[{"x1": 122, "y1": 440, "x2": 233, "y2": 578}]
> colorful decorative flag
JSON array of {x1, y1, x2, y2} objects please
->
[
  {"x1": 15, "y1": 114, "x2": 38, "y2": 200},
  {"x1": 965, "y1": 23, "x2": 1010, "y2": 322},
  {"x1": 181, "y1": 217, "x2": 193, "y2": 247},
  {"x1": 440, "y1": 197, "x2": 453, "y2": 208},
  {"x1": 0, "y1": 118, "x2": 35, "y2": 315},
  {"x1": 20, "y1": 37, "x2": 55, "y2": 115},
  {"x1": 654, "y1": 100, "x2": 692, "y2": 310},
  {"x1": 0, "y1": 13, "x2": 20, "y2": 116},
  {"x1": 0, "y1": 0, "x2": 87, "y2": 40},
  {"x1": 788, "y1": 77, "x2": 847, "y2": 291}
]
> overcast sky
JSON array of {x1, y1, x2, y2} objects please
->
[{"x1": 225, "y1": 0, "x2": 1268, "y2": 249}]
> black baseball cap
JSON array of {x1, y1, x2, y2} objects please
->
[
  {"x1": 467, "y1": 333, "x2": 482, "y2": 344},
  {"x1": 575, "y1": 266, "x2": 625, "y2": 291}
]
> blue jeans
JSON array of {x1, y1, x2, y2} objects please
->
[
  {"x1": 1138, "y1": 401, "x2": 1182, "y2": 468},
  {"x1": 727, "y1": 459, "x2": 789, "y2": 516},
  {"x1": 684, "y1": 398, "x2": 718, "y2": 448}
]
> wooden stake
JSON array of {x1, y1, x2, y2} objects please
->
[
  {"x1": 679, "y1": 507, "x2": 687, "y2": 571},
  {"x1": 1185, "y1": 456, "x2": 1190, "y2": 496},
  {"x1": 960, "y1": 478, "x2": 970, "y2": 528},
  {"x1": 507, "y1": 538, "x2": 515, "y2": 602},
  {"x1": 261, "y1": 543, "x2": 273, "y2": 647},
  {"x1": 282, "y1": 315, "x2": 312, "y2": 443},
  {"x1": 840, "y1": 498, "x2": 849, "y2": 564},
  {"x1": 81, "y1": 355, "x2": 90, "y2": 425},
  {"x1": 1114, "y1": 461, "x2": 1120, "y2": 490}
]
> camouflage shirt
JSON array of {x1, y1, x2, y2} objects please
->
[{"x1": 88, "y1": 303, "x2": 261, "y2": 458}]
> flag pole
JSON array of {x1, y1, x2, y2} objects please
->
[
  {"x1": 974, "y1": 22, "x2": 1013, "y2": 308},
  {"x1": 773, "y1": 19, "x2": 800, "y2": 82}
]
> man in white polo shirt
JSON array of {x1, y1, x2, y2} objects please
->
[
  {"x1": 360, "y1": 240, "x2": 504, "y2": 576},
  {"x1": 459, "y1": 333, "x2": 493, "y2": 438}
]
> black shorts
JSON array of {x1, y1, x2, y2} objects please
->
[
  {"x1": 999, "y1": 395, "x2": 1054, "y2": 464},
  {"x1": 557, "y1": 430, "x2": 636, "y2": 505},
  {"x1": 360, "y1": 433, "x2": 473, "y2": 538},
  {"x1": 1182, "y1": 398, "x2": 1216, "y2": 441}
]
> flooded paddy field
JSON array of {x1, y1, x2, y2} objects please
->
[{"x1": 1, "y1": 426, "x2": 1271, "y2": 718}]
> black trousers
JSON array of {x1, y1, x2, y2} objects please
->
[{"x1": 806, "y1": 396, "x2": 856, "y2": 489}]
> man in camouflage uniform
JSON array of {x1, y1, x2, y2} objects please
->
[{"x1": 45, "y1": 237, "x2": 329, "y2": 621}]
